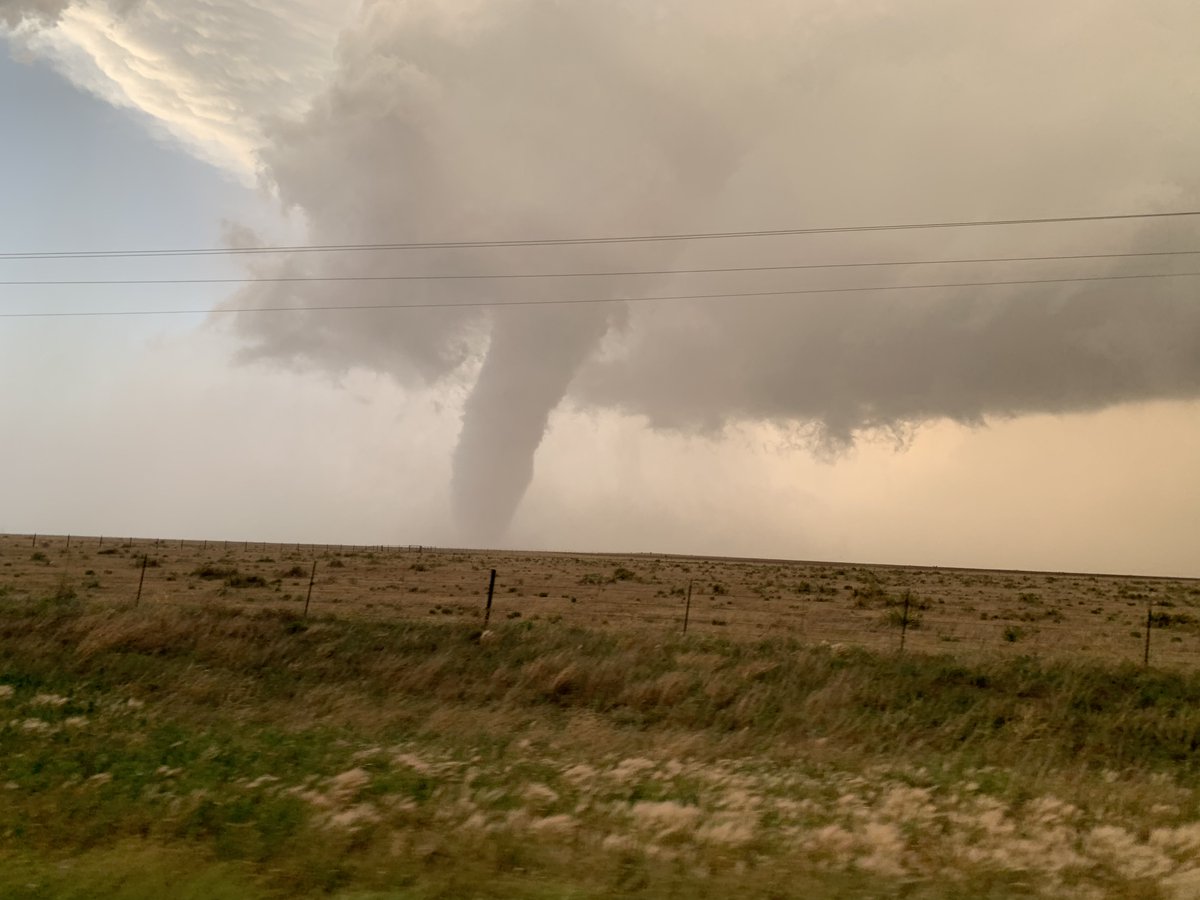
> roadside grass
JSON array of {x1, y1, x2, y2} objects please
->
[
  {"x1": 7, "y1": 596, "x2": 1200, "y2": 774},
  {"x1": 0, "y1": 845, "x2": 262, "y2": 900},
  {"x1": 3, "y1": 594, "x2": 1200, "y2": 897}
]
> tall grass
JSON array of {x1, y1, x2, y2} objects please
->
[
  {"x1": 4, "y1": 596, "x2": 1200, "y2": 897},
  {"x1": 4, "y1": 598, "x2": 1200, "y2": 775}
]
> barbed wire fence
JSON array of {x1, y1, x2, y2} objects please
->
[{"x1": 3, "y1": 532, "x2": 1198, "y2": 670}]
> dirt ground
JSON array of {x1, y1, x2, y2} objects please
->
[{"x1": 3, "y1": 532, "x2": 1198, "y2": 669}]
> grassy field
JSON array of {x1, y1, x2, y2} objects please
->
[
  {"x1": 4, "y1": 533, "x2": 1199, "y2": 667},
  {"x1": 3, "y1": 534, "x2": 1200, "y2": 898}
]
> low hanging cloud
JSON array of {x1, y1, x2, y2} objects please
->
[
  {"x1": 228, "y1": 0, "x2": 1200, "y2": 542},
  {"x1": 573, "y1": 227, "x2": 1200, "y2": 448},
  {"x1": 9, "y1": 0, "x2": 1200, "y2": 543},
  {"x1": 233, "y1": 0, "x2": 763, "y2": 541}
]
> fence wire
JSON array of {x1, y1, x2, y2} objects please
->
[{"x1": 3, "y1": 533, "x2": 1198, "y2": 670}]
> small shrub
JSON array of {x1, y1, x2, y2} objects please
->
[
  {"x1": 884, "y1": 591, "x2": 931, "y2": 611},
  {"x1": 882, "y1": 608, "x2": 923, "y2": 630},
  {"x1": 193, "y1": 563, "x2": 237, "y2": 580},
  {"x1": 225, "y1": 573, "x2": 268, "y2": 589},
  {"x1": 40, "y1": 575, "x2": 80, "y2": 611},
  {"x1": 1151, "y1": 611, "x2": 1195, "y2": 628}
]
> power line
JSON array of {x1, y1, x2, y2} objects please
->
[
  {"x1": 4, "y1": 269, "x2": 1198, "y2": 320},
  {"x1": 4, "y1": 248, "x2": 1200, "y2": 287},
  {"x1": 2, "y1": 209, "x2": 1199, "y2": 260}
]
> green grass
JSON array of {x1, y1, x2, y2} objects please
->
[
  {"x1": 0, "y1": 846, "x2": 263, "y2": 900},
  {"x1": 3, "y1": 594, "x2": 1200, "y2": 897}
]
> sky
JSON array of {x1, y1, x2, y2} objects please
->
[{"x1": 2, "y1": 0, "x2": 1199, "y2": 577}]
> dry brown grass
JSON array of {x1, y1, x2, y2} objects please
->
[
  {"x1": 5, "y1": 534, "x2": 1200, "y2": 898},
  {"x1": 4, "y1": 533, "x2": 1198, "y2": 669}
]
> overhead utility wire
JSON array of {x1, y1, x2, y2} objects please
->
[
  {"x1": 4, "y1": 269, "x2": 1199, "y2": 320},
  {"x1": 4, "y1": 248, "x2": 1200, "y2": 287},
  {"x1": 2, "y1": 209, "x2": 1199, "y2": 260}
]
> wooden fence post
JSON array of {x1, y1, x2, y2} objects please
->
[
  {"x1": 483, "y1": 569, "x2": 497, "y2": 629},
  {"x1": 683, "y1": 580, "x2": 693, "y2": 633},
  {"x1": 135, "y1": 555, "x2": 148, "y2": 606},
  {"x1": 1144, "y1": 598, "x2": 1154, "y2": 667},
  {"x1": 304, "y1": 561, "x2": 318, "y2": 619}
]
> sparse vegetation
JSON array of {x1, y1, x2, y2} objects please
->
[
  {"x1": 3, "y1": 596, "x2": 1200, "y2": 897},
  {"x1": 2, "y1": 534, "x2": 1200, "y2": 897},
  {"x1": 225, "y1": 572, "x2": 269, "y2": 589},
  {"x1": 192, "y1": 562, "x2": 238, "y2": 580}
]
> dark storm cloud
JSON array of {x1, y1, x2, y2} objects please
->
[{"x1": 228, "y1": 0, "x2": 1200, "y2": 540}]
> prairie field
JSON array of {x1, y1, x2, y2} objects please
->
[{"x1": 2, "y1": 533, "x2": 1200, "y2": 898}]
